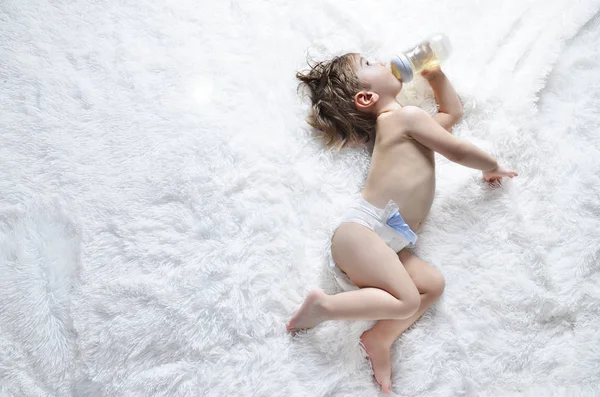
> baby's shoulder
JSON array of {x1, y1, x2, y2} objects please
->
[
  {"x1": 395, "y1": 105, "x2": 430, "y2": 122},
  {"x1": 381, "y1": 106, "x2": 429, "y2": 124},
  {"x1": 377, "y1": 106, "x2": 429, "y2": 137}
]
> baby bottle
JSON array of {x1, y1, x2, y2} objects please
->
[{"x1": 390, "y1": 33, "x2": 452, "y2": 83}]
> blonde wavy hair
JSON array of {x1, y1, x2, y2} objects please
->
[{"x1": 296, "y1": 53, "x2": 376, "y2": 150}]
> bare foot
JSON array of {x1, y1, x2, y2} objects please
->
[
  {"x1": 360, "y1": 330, "x2": 393, "y2": 394},
  {"x1": 286, "y1": 289, "x2": 328, "y2": 332}
]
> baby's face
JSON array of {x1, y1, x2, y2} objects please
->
[{"x1": 353, "y1": 54, "x2": 403, "y2": 98}]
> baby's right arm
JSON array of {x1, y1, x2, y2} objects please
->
[{"x1": 402, "y1": 106, "x2": 517, "y2": 180}]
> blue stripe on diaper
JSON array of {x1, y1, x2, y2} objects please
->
[{"x1": 386, "y1": 211, "x2": 417, "y2": 245}]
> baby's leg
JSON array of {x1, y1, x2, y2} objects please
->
[
  {"x1": 360, "y1": 250, "x2": 445, "y2": 393},
  {"x1": 287, "y1": 223, "x2": 420, "y2": 330},
  {"x1": 365, "y1": 250, "x2": 445, "y2": 345}
]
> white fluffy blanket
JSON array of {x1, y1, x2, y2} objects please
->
[{"x1": 1, "y1": 0, "x2": 600, "y2": 396}]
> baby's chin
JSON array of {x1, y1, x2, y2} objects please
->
[{"x1": 394, "y1": 79, "x2": 403, "y2": 94}]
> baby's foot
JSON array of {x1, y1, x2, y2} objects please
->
[
  {"x1": 286, "y1": 289, "x2": 328, "y2": 332},
  {"x1": 360, "y1": 330, "x2": 393, "y2": 394}
]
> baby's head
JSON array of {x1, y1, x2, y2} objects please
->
[{"x1": 296, "y1": 53, "x2": 402, "y2": 149}]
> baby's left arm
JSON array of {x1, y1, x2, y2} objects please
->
[{"x1": 422, "y1": 67, "x2": 463, "y2": 133}]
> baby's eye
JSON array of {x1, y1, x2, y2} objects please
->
[{"x1": 366, "y1": 60, "x2": 371, "y2": 66}]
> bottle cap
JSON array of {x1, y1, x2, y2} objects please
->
[{"x1": 391, "y1": 53, "x2": 413, "y2": 83}]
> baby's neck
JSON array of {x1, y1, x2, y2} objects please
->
[{"x1": 376, "y1": 99, "x2": 402, "y2": 118}]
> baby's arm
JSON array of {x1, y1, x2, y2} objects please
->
[
  {"x1": 421, "y1": 66, "x2": 463, "y2": 133},
  {"x1": 403, "y1": 106, "x2": 517, "y2": 180}
]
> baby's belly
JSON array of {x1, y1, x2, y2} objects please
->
[
  {"x1": 363, "y1": 170, "x2": 435, "y2": 232},
  {"x1": 395, "y1": 188, "x2": 435, "y2": 231}
]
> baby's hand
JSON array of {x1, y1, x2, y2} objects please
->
[
  {"x1": 421, "y1": 65, "x2": 443, "y2": 81},
  {"x1": 483, "y1": 166, "x2": 518, "y2": 184}
]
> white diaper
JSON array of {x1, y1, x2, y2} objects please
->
[{"x1": 329, "y1": 198, "x2": 418, "y2": 291}]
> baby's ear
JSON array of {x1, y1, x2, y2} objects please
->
[{"x1": 354, "y1": 91, "x2": 379, "y2": 111}]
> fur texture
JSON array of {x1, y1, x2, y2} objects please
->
[{"x1": 1, "y1": 0, "x2": 600, "y2": 395}]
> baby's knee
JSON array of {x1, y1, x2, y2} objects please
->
[
  {"x1": 429, "y1": 271, "x2": 446, "y2": 298},
  {"x1": 396, "y1": 287, "x2": 421, "y2": 319}
]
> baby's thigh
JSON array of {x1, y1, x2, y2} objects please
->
[{"x1": 331, "y1": 223, "x2": 418, "y2": 300}]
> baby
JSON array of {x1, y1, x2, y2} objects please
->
[{"x1": 287, "y1": 53, "x2": 518, "y2": 394}]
